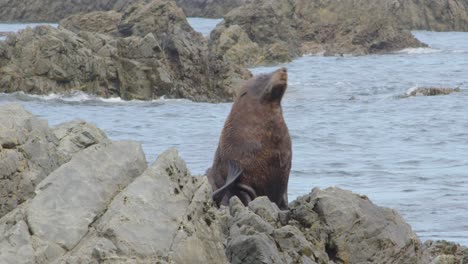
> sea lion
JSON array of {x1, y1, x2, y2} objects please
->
[{"x1": 207, "y1": 67, "x2": 292, "y2": 210}]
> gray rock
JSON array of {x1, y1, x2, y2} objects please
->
[
  {"x1": 0, "y1": 220, "x2": 35, "y2": 264},
  {"x1": 53, "y1": 119, "x2": 107, "y2": 163},
  {"x1": 0, "y1": 104, "x2": 58, "y2": 218},
  {"x1": 227, "y1": 233, "x2": 284, "y2": 264},
  {"x1": 0, "y1": 104, "x2": 111, "y2": 219},
  {"x1": 26, "y1": 140, "x2": 147, "y2": 251},
  {"x1": 57, "y1": 148, "x2": 228, "y2": 263},
  {"x1": 421, "y1": 240, "x2": 468, "y2": 264},
  {"x1": 293, "y1": 187, "x2": 422, "y2": 264},
  {"x1": 248, "y1": 196, "x2": 280, "y2": 224}
]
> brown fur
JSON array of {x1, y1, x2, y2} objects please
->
[{"x1": 207, "y1": 67, "x2": 292, "y2": 210}]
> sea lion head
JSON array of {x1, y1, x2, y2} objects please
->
[{"x1": 241, "y1": 67, "x2": 288, "y2": 103}]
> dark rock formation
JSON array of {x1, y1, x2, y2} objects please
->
[
  {"x1": 209, "y1": 0, "x2": 427, "y2": 67},
  {"x1": 0, "y1": 0, "x2": 249, "y2": 102}
]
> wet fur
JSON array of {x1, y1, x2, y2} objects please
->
[{"x1": 207, "y1": 68, "x2": 292, "y2": 210}]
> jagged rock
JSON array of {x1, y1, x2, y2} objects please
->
[
  {"x1": 56, "y1": 148, "x2": 228, "y2": 263},
  {"x1": 0, "y1": 104, "x2": 59, "y2": 218},
  {"x1": 0, "y1": 139, "x2": 147, "y2": 263},
  {"x1": 60, "y1": 11, "x2": 122, "y2": 35},
  {"x1": 0, "y1": 0, "x2": 249, "y2": 102},
  {"x1": 53, "y1": 119, "x2": 108, "y2": 163},
  {"x1": 421, "y1": 240, "x2": 468, "y2": 264},
  {"x1": 0, "y1": 0, "x2": 149, "y2": 23},
  {"x1": 209, "y1": 0, "x2": 426, "y2": 66},
  {"x1": 27, "y1": 140, "x2": 147, "y2": 251},
  {"x1": 0, "y1": 104, "x2": 109, "y2": 219},
  {"x1": 391, "y1": 0, "x2": 468, "y2": 32},
  {"x1": 1, "y1": 107, "x2": 467, "y2": 263},
  {"x1": 293, "y1": 187, "x2": 422, "y2": 264}
]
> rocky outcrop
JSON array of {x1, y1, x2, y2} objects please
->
[
  {"x1": 0, "y1": 0, "x2": 249, "y2": 102},
  {"x1": 1, "y1": 104, "x2": 467, "y2": 263},
  {"x1": 0, "y1": 104, "x2": 106, "y2": 219},
  {"x1": 59, "y1": 11, "x2": 122, "y2": 35},
  {"x1": 404, "y1": 87, "x2": 462, "y2": 97},
  {"x1": 391, "y1": 0, "x2": 468, "y2": 32},
  {"x1": 0, "y1": 0, "x2": 149, "y2": 22},
  {"x1": 0, "y1": 0, "x2": 246, "y2": 21},
  {"x1": 209, "y1": 0, "x2": 426, "y2": 67}
]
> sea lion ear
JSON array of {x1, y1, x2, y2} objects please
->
[{"x1": 212, "y1": 160, "x2": 243, "y2": 206}]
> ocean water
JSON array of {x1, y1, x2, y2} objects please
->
[
  {"x1": 0, "y1": 23, "x2": 57, "y2": 40},
  {"x1": 1, "y1": 21, "x2": 468, "y2": 245}
]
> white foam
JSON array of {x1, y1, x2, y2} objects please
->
[
  {"x1": 3, "y1": 91, "x2": 192, "y2": 104},
  {"x1": 405, "y1": 85, "x2": 419, "y2": 96},
  {"x1": 395, "y1": 47, "x2": 441, "y2": 54}
]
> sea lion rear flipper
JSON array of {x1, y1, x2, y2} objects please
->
[
  {"x1": 212, "y1": 160, "x2": 243, "y2": 206},
  {"x1": 237, "y1": 183, "x2": 257, "y2": 205}
]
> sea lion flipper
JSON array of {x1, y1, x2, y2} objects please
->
[
  {"x1": 212, "y1": 160, "x2": 243, "y2": 206},
  {"x1": 237, "y1": 183, "x2": 257, "y2": 205}
]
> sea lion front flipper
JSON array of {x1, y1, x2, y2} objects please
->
[{"x1": 212, "y1": 160, "x2": 243, "y2": 206}]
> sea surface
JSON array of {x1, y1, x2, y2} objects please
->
[{"x1": 1, "y1": 20, "x2": 467, "y2": 245}]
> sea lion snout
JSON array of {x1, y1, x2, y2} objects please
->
[
  {"x1": 273, "y1": 67, "x2": 287, "y2": 83},
  {"x1": 264, "y1": 67, "x2": 288, "y2": 101}
]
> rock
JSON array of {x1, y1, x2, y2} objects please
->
[
  {"x1": 27, "y1": 140, "x2": 147, "y2": 251},
  {"x1": 421, "y1": 240, "x2": 468, "y2": 264},
  {"x1": 290, "y1": 187, "x2": 422, "y2": 263},
  {"x1": 0, "y1": 0, "x2": 149, "y2": 23},
  {"x1": 0, "y1": 139, "x2": 147, "y2": 263},
  {"x1": 391, "y1": 0, "x2": 468, "y2": 32},
  {"x1": 0, "y1": 104, "x2": 109, "y2": 219},
  {"x1": 208, "y1": 24, "x2": 261, "y2": 67},
  {"x1": 59, "y1": 11, "x2": 122, "y2": 35},
  {"x1": 1, "y1": 108, "x2": 467, "y2": 263},
  {"x1": 0, "y1": 0, "x2": 249, "y2": 102},
  {"x1": 404, "y1": 87, "x2": 461, "y2": 97},
  {"x1": 56, "y1": 148, "x2": 228, "y2": 263},
  {"x1": 0, "y1": 104, "x2": 59, "y2": 218},
  {"x1": 209, "y1": 0, "x2": 300, "y2": 67},
  {"x1": 209, "y1": 0, "x2": 426, "y2": 67},
  {"x1": 53, "y1": 119, "x2": 108, "y2": 163}
]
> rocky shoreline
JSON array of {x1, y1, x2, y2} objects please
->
[
  {"x1": 0, "y1": 0, "x2": 466, "y2": 33},
  {"x1": 0, "y1": 0, "x2": 466, "y2": 100},
  {"x1": 1, "y1": 103, "x2": 467, "y2": 264},
  {"x1": 0, "y1": 0, "x2": 250, "y2": 102}
]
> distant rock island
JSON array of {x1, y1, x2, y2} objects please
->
[{"x1": 1, "y1": 103, "x2": 467, "y2": 263}]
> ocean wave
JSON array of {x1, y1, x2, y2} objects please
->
[
  {"x1": 0, "y1": 91, "x2": 191, "y2": 105},
  {"x1": 395, "y1": 47, "x2": 442, "y2": 54}
]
